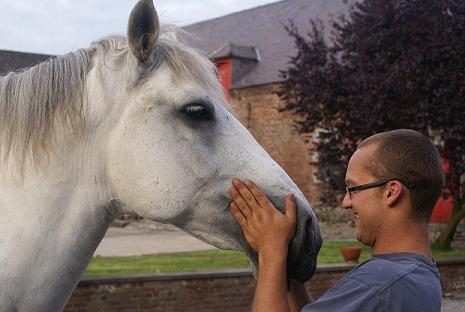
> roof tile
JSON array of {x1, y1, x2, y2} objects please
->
[{"x1": 185, "y1": 0, "x2": 356, "y2": 89}]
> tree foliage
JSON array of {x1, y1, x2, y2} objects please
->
[{"x1": 278, "y1": 0, "x2": 465, "y2": 248}]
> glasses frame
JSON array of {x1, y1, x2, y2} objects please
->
[
  {"x1": 346, "y1": 179, "x2": 392, "y2": 199},
  {"x1": 346, "y1": 178, "x2": 416, "y2": 199}
]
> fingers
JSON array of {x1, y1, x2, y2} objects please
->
[
  {"x1": 243, "y1": 180, "x2": 275, "y2": 211},
  {"x1": 285, "y1": 193, "x2": 297, "y2": 224},
  {"x1": 229, "y1": 179, "x2": 296, "y2": 217},
  {"x1": 229, "y1": 179, "x2": 262, "y2": 217},
  {"x1": 229, "y1": 202, "x2": 247, "y2": 226},
  {"x1": 229, "y1": 179, "x2": 298, "y2": 253},
  {"x1": 229, "y1": 182, "x2": 253, "y2": 218},
  {"x1": 234, "y1": 179, "x2": 263, "y2": 211}
]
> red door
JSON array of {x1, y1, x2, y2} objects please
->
[
  {"x1": 214, "y1": 58, "x2": 232, "y2": 100},
  {"x1": 431, "y1": 154, "x2": 453, "y2": 223}
]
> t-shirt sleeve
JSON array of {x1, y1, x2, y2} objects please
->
[{"x1": 301, "y1": 276, "x2": 381, "y2": 312}]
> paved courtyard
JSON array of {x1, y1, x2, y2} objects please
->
[{"x1": 94, "y1": 224, "x2": 216, "y2": 257}]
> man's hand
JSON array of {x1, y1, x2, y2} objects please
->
[
  {"x1": 228, "y1": 179, "x2": 297, "y2": 257},
  {"x1": 229, "y1": 179, "x2": 310, "y2": 312}
]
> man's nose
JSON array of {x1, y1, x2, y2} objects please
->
[{"x1": 342, "y1": 192, "x2": 351, "y2": 209}]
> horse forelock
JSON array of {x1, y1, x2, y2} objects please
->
[{"x1": 0, "y1": 25, "x2": 226, "y2": 168}]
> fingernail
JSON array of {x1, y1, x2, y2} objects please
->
[{"x1": 232, "y1": 179, "x2": 241, "y2": 186}]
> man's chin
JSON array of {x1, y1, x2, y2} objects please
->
[{"x1": 355, "y1": 230, "x2": 362, "y2": 243}]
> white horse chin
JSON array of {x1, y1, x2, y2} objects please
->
[{"x1": 167, "y1": 178, "x2": 322, "y2": 283}]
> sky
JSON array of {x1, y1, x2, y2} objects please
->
[{"x1": 0, "y1": 0, "x2": 280, "y2": 55}]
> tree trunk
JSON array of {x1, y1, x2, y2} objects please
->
[{"x1": 433, "y1": 200, "x2": 465, "y2": 249}]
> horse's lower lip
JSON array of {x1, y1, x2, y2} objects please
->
[
  {"x1": 287, "y1": 221, "x2": 322, "y2": 282},
  {"x1": 287, "y1": 251, "x2": 317, "y2": 283}
]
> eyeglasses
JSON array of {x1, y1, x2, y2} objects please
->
[
  {"x1": 346, "y1": 179, "x2": 415, "y2": 199},
  {"x1": 346, "y1": 179, "x2": 391, "y2": 199},
  {"x1": 345, "y1": 179, "x2": 415, "y2": 199}
]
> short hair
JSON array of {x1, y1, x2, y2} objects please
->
[{"x1": 358, "y1": 129, "x2": 445, "y2": 220}]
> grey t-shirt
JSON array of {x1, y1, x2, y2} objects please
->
[{"x1": 302, "y1": 253, "x2": 441, "y2": 312}]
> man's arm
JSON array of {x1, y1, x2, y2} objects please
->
[
  {"x1": 229, "y1": 179, "x2": 311, "y2": 312},
  {"x1": 288, "y1": 281, "x2": 314, "y2": 312},
  {"x1": 253, "y1": 242, "x2": 290, "y2": 312}
]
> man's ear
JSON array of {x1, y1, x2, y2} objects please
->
[{"x1": 385, "y1": 180, "x2": 404, "y2": 207}]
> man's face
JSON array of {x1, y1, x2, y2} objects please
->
[{"x1": 342, "y1": 145, "x2": 385, "y2": 247}]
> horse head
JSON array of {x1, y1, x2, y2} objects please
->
[{"x1": 95, "y1": 0, "x2": 322, "y2": 283}]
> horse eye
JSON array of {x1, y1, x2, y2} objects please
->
[{"x1": 182, "y1": 103, "x2": 213, "y2": 120}]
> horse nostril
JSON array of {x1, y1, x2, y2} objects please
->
[
  {"x1": 305, "y1": 216, "x2": 313, "y2": 228},
  {"x1": 304, "y1": 216, "x2": 322, "y2": 251},
  {"x1": 304, "y1": 217, "x2": 313, "y2": 236}
]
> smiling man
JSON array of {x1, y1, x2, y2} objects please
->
[{"x1": 229, "y1": 129, "x2": 445, "y2": 312}]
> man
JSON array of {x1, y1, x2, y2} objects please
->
[{"x1": 229, "y1": 129, "x2": 444, "y2": 311}]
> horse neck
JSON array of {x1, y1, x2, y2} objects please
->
[{"x1": 0, "y1": 129, "x2": 117, "y2": 311}]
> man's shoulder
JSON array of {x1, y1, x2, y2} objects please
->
[
  {"x1": 345, "y1": 252, "x2": 439, "y2": 294},
  {"x1": 302, "y1": 253, "x2": 441, "y2": 311}
]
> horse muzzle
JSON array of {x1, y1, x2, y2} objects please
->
[{"x1": 287, "y1": 199, "x2": 322, "y2": 283}]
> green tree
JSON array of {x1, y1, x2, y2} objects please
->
[{"x1": 279, "y1": 0, "x2": 465, "y2": 249}]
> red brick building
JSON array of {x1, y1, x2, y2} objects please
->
[
  {"x1": 185, "y1": 0, "x2": 359, "y2": 222},
  {"x1": 185, "y1": 0, "x2": 455, "y2": 225}
]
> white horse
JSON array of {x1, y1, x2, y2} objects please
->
[{"x1": 0, "y1": 1, "x2": 322, "y2": 310}]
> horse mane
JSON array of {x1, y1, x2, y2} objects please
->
[
  {"x1": 0, "y1": 48, "x2": 89, "y2": 164},
  {"x1": 0, "y1": 25, "x2": 224, "y2": 166}
]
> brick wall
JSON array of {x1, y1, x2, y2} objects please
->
[
  {"x1": 65, "y1": 271, "x2": 255, "y2": 312},
  {"x1": 65, "y1": 260, "x2": 465, "y2": 311},
  {"x1": 230, "y1": 84, "x2": 345, "y2": 222},
  {"x1": 228, "y1": 84, "x2": 465, "y2": 236},
  {"x1": 437, "y1": 259, "x2": 465, "y2": 296}
]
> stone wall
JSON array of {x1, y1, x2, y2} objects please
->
[
  {"x1": 65, "y1": 260, "x2": 465, "y2": 311},
  {"x1": 439, "y1": 259, "x2": 465, "y2": 296}
]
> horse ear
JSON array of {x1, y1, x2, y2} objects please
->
[{"x1": 127, "y1": 0, "x2": 160, "y2": 64}]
